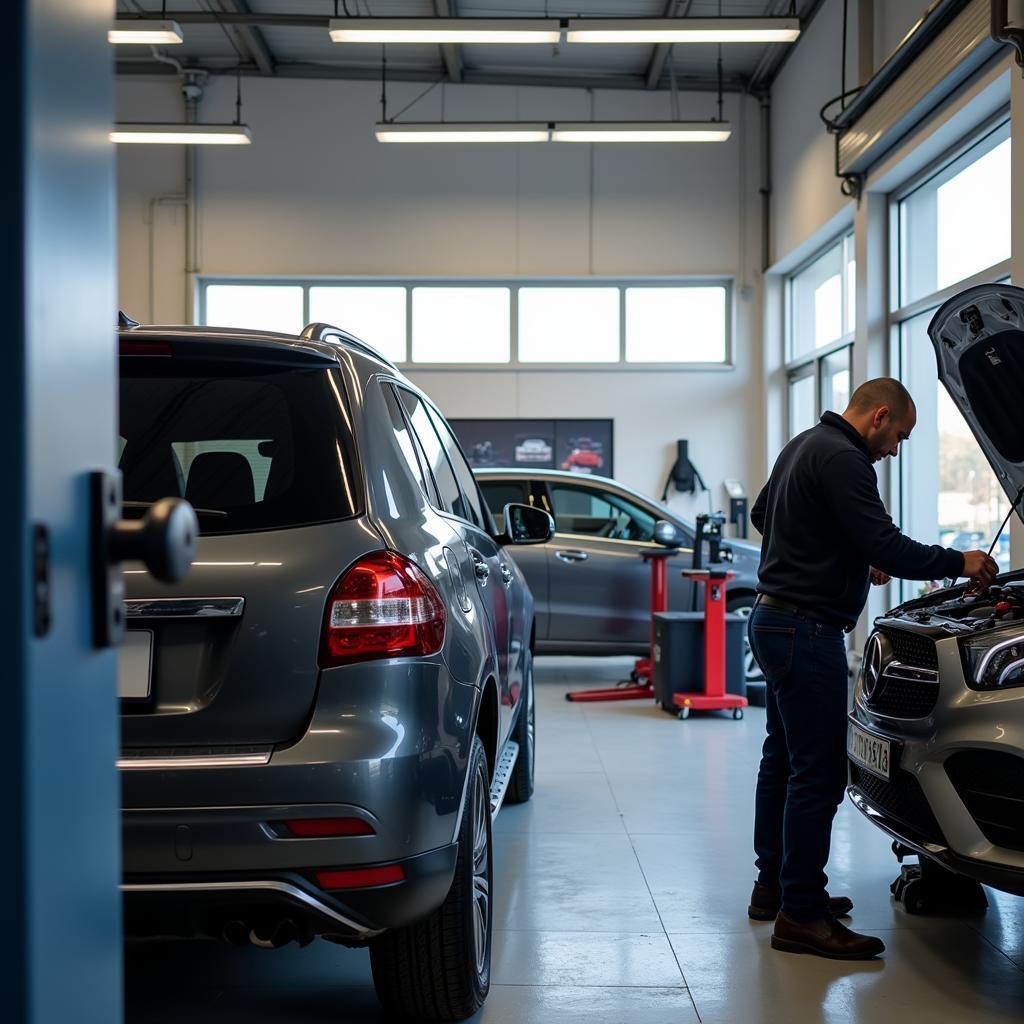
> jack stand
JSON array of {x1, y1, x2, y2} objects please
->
[{"x1": 889, "y1": 841, "x2": 988, "y2": 915}]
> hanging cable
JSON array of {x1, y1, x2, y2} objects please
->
[
  {"x1": 841, "y1": 0, "x2": 849, "y2": 111},
  {"x1": 235, "y1": 62, "x2": 242, "y2": 125},
  {"x1": 667, "y1": 47, "x2": 680, "y2": 120},
  {"x1": 716, "y1": 0, "x2": 723, "y2": 122},
  {"x1": 380, "y1": 45, "x2": 388, "y2": 122}
]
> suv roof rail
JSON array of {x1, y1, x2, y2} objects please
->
[
  {"x1": 118, "y1": 310, "x2": 140, "y2": 329},
  {"x1": 300, "y1": 322, "x2": 397, "y2": 371}
]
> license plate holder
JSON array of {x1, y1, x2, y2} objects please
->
[
  {"x1": 848, "y1": 720, "x2": 893, "y2": 781},
  {"x1": 118, "y1": 630, "x2": 153, "y2": 701}
]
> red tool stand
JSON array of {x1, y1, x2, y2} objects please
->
[
  {"x1": 565, "y1": 547, "x2": 678, "y2": 703},
  {"x1": 672, "y1": 569, "x2": 748, "y2": 720}
]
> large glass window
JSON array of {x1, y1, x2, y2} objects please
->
[
  {"x1": 898, "y1": 125, "x2": 1011, "y2": 307},
  {"x1": 204, "y1": 284, "x2": 303, "y2": 335},
  {"x1": 789, "y1": 235, "x2": 855, "y2": 360},
  {"x1": 412, "y1": 287, "x2": 511, "y2": 364},
  {"x1": 308, "y1": 287, "x2": 407, "y2": 362},
  {"x1": 518, "y1": 287, "x2": 619, "y2": 363},
  {"x1": 784, "y1": 233, "x2": 854, "y2": 440},
  {"x1": 624, "y1": 286, "x2": 728, "y2": 363},
  {"x1": 893, "y1": 119, "x2": 1012, "y2": 593},
  {"x1": 199, "y1": 278, "x2": 732, "y2": 367}
]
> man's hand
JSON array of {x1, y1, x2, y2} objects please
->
[
  {"x1": 962, "y1": 549, "x2": 999, "y2": 590},
  {"x1": 869, "y1": 567, "x2": 891, "y2": 586}
]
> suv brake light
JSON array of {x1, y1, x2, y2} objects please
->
[{"x1": 319, "y1": 550, "x2": 446, "y2": 667}]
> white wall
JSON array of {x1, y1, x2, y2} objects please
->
[
  {"x1": 769, "y1": 0, "x2": 932, "y2": 265},
  {"x1": 116, "y1": 75, "x2": 765, "y2": 522}
]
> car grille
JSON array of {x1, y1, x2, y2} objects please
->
[
  {"x1": 867, "y1": 668, "x2": 940, "y2": 718},
  {"x1": 849, "y1": 764, "x2": 945, "y2": 844},
  {"x1": 945, "y1": 751, "x2": 1024, "y2": 853},
  {"x1": 884, "y1": 629, "x2": 939, "y2": 671}
]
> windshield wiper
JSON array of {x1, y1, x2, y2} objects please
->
[{"x1": 122, "y1": 499, "x2": 228, "y2": 518}]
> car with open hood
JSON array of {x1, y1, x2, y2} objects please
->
[{"x1": 848, "y1": 282, "x2": 1024, "y2": 903}]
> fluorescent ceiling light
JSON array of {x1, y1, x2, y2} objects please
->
[
  {"x1": 552, "y1": 122, "x2": 732, "y2": 143},
  {"x1": 330, "y1": 18, "x2": 561, "y2": 44},
  {"x1": 110, "y1": 124, "x2": 253, "y2": 145},
  {"x1": 565, "y1": 18, "x2": 800, "y2": 44},
  {"x1": 375, "y1": 123, "x2": 550, "y2": 143},
  {"x1": 108, "y1": 19, "x2": 184, "y2": 45}
]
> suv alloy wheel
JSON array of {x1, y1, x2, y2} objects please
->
[{"x1": 370, "y1": 735, "x2": 493, "y2": 1020}]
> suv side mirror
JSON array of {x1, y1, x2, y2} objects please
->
[
  {"x1": 653, "y1": 519, "x2": 682, "y2": 548},
  {"x1": 499, "y1": 503, "x2": 554, "y2": 545}
]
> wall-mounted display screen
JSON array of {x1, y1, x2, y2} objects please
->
[{"x1": 450, "y1": 419, "x2": 614, "y2": 477}]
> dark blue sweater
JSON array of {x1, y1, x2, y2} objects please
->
[{"x1": 751, "y1": 412, "x2": 965, "y2": 628}]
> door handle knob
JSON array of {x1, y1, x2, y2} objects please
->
[
  {"x1": 556, "y1": 550, "x2": 588, "y2": 563},
  {"x1": 109, "y1": 498, "x2": 198, "y2": 583}
]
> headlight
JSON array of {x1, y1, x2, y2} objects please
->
[{"x1": 960, "y1": 627, "x2": 1024, "y2": 691}]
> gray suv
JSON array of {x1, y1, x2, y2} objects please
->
[
  {"x1": 117, "y1": 320, "x2": 552, "y2": 1021},
  {"x1": 848, "y1": 284, "x2": 1024, "y2": 907}
]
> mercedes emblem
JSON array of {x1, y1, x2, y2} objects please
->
[{"x1": 862, "y1": 633, "x2": 888, "y2": 704}]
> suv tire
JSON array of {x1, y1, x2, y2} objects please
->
[
  {"x1": 370, "y1": 734, "x2": 492, "y2": 1021},
  {"x1": 506, "y1": 649, "x2": 535, "y2": 804}
]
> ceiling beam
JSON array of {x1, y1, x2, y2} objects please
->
[
  {"x1": 215, "y1": 0, "x2": 276, "y2": 76},
  {"x1": 645, "y1": 0, "x2": 693, "y2": 89},
  {"x1": 116, "y1": 59, "x2": 752, "y2": 94},
  {"x1": 748, "y1": 0, "x2": 828, "y2": 93},
  {"x1": 434, "y1": 0, "x2": 463, "y2": 84}
]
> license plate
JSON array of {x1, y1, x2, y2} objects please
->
[
  {"x1": 118, "y1": 630, "x2": 153, "y2": 700},
  {"x1": 848, "y1": 722, "x2": 891, "y2": 781}
]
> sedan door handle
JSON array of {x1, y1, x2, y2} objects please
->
[
  {"x1": 556, "y1": 549, "x2": 589, "y2": 563},
  {"x1": 500, "y1": 563, "x2": 514, "y2": 587}
]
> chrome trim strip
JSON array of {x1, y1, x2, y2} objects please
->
[
  {"x1": 125, "y1": 597, "x2": 245, "y2": 619},
  {"x1": 120, "y1": 881, "x2": 382, "y2": 937},
  {"x1": 884, "y1": 662, "x2": 939, "y2": 683},
  {"x1": 117, "y1": 752, "x2": 271, "y2": 770}
]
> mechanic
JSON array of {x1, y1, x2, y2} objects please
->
[{"x1": 746, "y1": 377, "x2": 998, "y2": 960}]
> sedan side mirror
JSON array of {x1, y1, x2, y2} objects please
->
[
  {"x1": 499, "y1": 503, "x2": 555, "y2": 546},
  {"x1": 653, "y1": 519, "x2": 682, "y2": 549}
]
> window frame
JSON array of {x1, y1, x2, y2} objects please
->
[
  {"x1": 783, "y1": 231, "x2": 855, "y2": 440},
  {"x1": 197, "y1": 275, "x2": 735, "y2": 372},
  {"x1": 888, "y1": 112, "x2": 1013, "y2": 599}
]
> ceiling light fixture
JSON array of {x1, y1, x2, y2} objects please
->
[
  {"x1": 110, "y1": 123, "x2": 253, "y2": 145},
  {"x1": 565, "y1": 17, "x2": 800, "y2": 44},
  {"x1": 374, "y1": 121, "x2": 731, "y2": 143},
  {"x1": 108, "y1": 19, "x2": 184, "y2": 45},
  {"x1": 330, "y1": 18, "x2": 562, "y2": 44},
  {"x1": 375, "y1": 122, "x2": 551, "y2": 143},
  {"x1": 552, "y1": 121, "x2": 732, "y2": 142}
]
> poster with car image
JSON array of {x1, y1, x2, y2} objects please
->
[{"x1": 451, "y1": 419, "x2": 613, "y2": 476}]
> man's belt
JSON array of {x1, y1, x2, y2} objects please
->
[{"x1": 755, "y1": 593, "x2": 852, "y2": 632}]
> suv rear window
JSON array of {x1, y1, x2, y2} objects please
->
[{"x1": 119, "y1": 358, "x2": 361, "y2": 534}]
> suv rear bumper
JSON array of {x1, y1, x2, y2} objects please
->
[{"x1": 122, "y1": 842, "x2": 458, "y2": 943}]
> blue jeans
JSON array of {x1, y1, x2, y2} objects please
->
[{"x1": 748, "y1": 602, "x2": 849, "y2": 922}]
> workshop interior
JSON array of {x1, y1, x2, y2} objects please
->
[{"x1": 10, "y1": 1, "x2": 1024, "y2": 1022}]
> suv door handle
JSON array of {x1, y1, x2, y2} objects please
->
[
  {"x1": 470, "y1": 549, "x2": 490, "y2": 582},
  {"x1": 556, "y1": 549, "x2": 588, "y2": 563},
  {"x1": 500, "y1": 562, "x2": 514, "y2": 587}
]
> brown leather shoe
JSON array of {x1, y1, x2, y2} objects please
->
[
  {"x1": 748, "y1": 883, "x2": 853, "y2": 921},
  {"x1": 771, "y1": 912, "x2": 885, "y2": 960}
]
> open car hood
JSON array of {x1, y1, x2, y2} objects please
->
[{"x1": 928, "y1": 283, "x2": 1024, "y2": 522}]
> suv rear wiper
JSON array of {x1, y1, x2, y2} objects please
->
[{"x1": 123, "y1": 499, "x2": 228, "y2": 518}]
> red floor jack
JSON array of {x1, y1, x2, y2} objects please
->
[
  {"x1": 672, "y1": 568, "x2": 748, "y2": 720},
  {"x1": 564, "y1": 546, "x2": 679, "y2": 702}
]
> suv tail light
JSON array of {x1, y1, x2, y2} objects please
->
[{"x1": 319, "y1": 550, "x2": 446, "y2": 667}]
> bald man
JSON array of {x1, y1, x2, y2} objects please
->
[{"x1": 746, "y1": 378, "x2": 997, "y2": 960}]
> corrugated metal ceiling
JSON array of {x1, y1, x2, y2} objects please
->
[{"x1": 115, "y1": 1, "x2": 821, "y2": 92}]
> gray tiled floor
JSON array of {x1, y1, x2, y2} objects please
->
[{"x1": 125, "y1": 657, "x2": 1024, "y2": 1022}]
